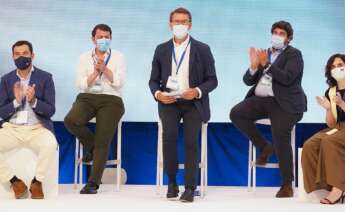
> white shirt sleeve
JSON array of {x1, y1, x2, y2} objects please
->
[
  {"x1": 76, "y1": 54, "x2": 89, "y2": 90},
  {"x1": 13, "y1": 99, "x2": 21, "y2": 108},
  {"x1": 108, "y1": 53, "x2": 126, "y2": 88},
  {"x1": 154, "y1": 90, "x2": 161, "y2": 99},
  {"x1": 195, "y1": 87, "x2": 202, "y2": 99},
  {"x1": 249, "y1": 67, "x2": 257, "y2": 76}
]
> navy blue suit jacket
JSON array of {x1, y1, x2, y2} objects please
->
[
  {"x1": 149, "y1": 37, "x2": 218, "y2": 122},
  {"x1": 0, "y1": 67, "x2": 56, "y2": 133}
]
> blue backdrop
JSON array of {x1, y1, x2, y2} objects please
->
[{"x1": 56, "y1": 121, "x2": 326, "y2": 186}]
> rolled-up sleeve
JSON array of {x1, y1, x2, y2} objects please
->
[
  {"x1": 76, "y1": 55, "x2": 89, "y2": 90},
  {"x1": 109, "y1": 53, "x2": 126, "y2": 88}
]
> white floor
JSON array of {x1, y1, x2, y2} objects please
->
[{"x1": 1, "y1": 185, "x2": 344, "y2": 212}]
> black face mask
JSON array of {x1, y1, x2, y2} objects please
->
[{"x1": 14, "y1": 56, "x2": 32, "y2": 70}]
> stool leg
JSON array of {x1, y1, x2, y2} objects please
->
[
  {"x1": 248, "y1": 141, "x2": 253, "y2": 191},
  {"x1": 253, "y1": 145, "x2": 256, "y2": 192},
  {"x1": 79, "y1": 143, "x2": 83, "y2": 188},
  {"x1": 291, "y1": 126, "x2": 296, "y2": 188},
  {"x1": 116, "y1": 122, "x2": 122, "y2": 191},
  {"x1": 74, "y1": 138, "x2": 79, "y2": 189},
  {"x1": 200, "y1": 124, "x2": 205, "y2": 198}
]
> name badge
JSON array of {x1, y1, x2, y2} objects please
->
[
  {"x1": 16, "y1": 111, "x2": 28, "y2": 124},
  {"x1": 261, "y1": 73, "x2": 272, "y2": 85},
  {"x1": 326, "y1": 128, "x2": 338, "y2": 135},
  {"x1": 166, "y1": 76, "x2": 179, "y2": 91},
  {"x1": 90, "y1": 78, "x2": 103, "y2": 93}
]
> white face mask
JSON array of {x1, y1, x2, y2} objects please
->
[
  {"x1": 331, "y1": 67, "x2": 345, "y2": 82},
  {"x1": 172, "y1": 25, "x2": 189, "y2": 39},
  {"x1": 271, "y1": 34, "x2": 285, "y2": 49}
]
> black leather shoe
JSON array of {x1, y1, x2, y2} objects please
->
[
  {"x1": 179, "y1": 188, "x2": 194, "y2": 203},
  {"x1": 82, "y1": 148, "x2": 93, "y2": 163},
  {"x1": 80, "y1": 181, "x2": 99, "y2": 194},
  {"x1": 166, "y1": 183, "x2": 179, "y2": 199}
]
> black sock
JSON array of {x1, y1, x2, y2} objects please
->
[
  {"x1": 87, "y1": 181, "x2": 99, "y2": 189},
  {"x1": 10, "y1": 176, "x2": 20, "y2": 184},
  {"x1": 168, "y1": 176, "x2": 176, "y2": 185}
]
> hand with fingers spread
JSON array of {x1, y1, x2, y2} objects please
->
[
  {"x1": 249, "y1": 47, "x2": 259, "y2": 71},
  {"x1": 13, "y1": 82, "x2": 24, "y2": 104},
  {"x1": 316, "y1": 96, "x2": 331, "y2": 110},
  {"x1": 26, "y1": 83, "x2": 36, "y2": 104},
  {"x1": 257, "y1": 48, "x2": 269, "y2": 67}
]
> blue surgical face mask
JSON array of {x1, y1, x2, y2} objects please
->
[{"x1": 96, "y1": 38, "x2": 111, "y2": 52}]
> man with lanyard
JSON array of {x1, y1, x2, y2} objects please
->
[
  {"x1": 0, "y1": 40, "x2": 57, "y2": 199},
  {"x1": 230, "y1": 21, "x2": 307, "y2": 198},
  {"x1": 149, "y1": 8, "x2": 218, "y2": 202},
  {"x1": 64, "y1": 24, "x2": 126, "y2": 194}
]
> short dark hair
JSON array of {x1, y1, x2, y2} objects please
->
[
  {"x1": 169, "y1": 7, "x2": 192, "y2": 23},
  {"x1": 325, "y1": 53, "x2": 345, "y2": 87},
  {"x1": 12, "y1": 40, "x2": 33, "y2": 54},
  {"x1": 271, "y1": 21, "x2": 294, "y2": 41},
  {"x1": 92, "y1": 24, "x2": 112, "y2": 37}
]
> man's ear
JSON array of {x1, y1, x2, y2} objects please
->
[
  {"x1": 91, "y1": 36, "x2": 96, "y2": 44},
  {"x1": 188, "y1": 23, "x2": 192, "y2": 30}
]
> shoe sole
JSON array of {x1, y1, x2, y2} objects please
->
[
  {"x1": 180, "y1": 199, "x2": 193, "y2": 203},
  {"x1": 80, "y1": 191, "x2": 98, "y2": 194},
  {"x1": 16, "y1": 188, "x2": 29, "y2": 199},
  {"x1": 167, "y1": 196, "x2": 179, "y2": 201},
  {"x1": 31, "y1": 196, "x2": 44, "y2": 199}
]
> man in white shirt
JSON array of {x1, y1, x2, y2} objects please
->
[
  {"x1": 64, "y1": 24, "x2": 126, "y2": 194},
  {"x1": 149, "y1": 8, "x2": 218, "y2": 202}
]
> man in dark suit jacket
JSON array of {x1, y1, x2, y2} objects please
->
[
  {"x1": 0, "y1": 41, "x2": 57, "y2": 199},
  {"x1": 230, "y1": 21, "x2": 307, "y2": 198},
  {"x1": 149, "y1": 8, "x2": 217, "y2": 202}
]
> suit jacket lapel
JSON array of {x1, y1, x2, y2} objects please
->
[
  {"x1": 189, "y1": 37, "x2": 196, "y2": 85},
  {"x1": 29, "y1": 67, "x2": 36, "y2": 86},
  {"x1": 164, "y1": 40, "x2": 173, "y2": 79},
  {"x1": 273, "y1": 45, "x2": 290, "y2": 65}
]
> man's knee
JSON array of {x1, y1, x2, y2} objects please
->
[{"x1": 230, "y1": 104, "x2": 243, "y2": 123}]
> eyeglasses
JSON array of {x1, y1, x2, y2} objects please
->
[{"x1": 171, "y1": 20, "x2": 190, "y2": 25}]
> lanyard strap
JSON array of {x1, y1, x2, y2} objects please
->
[
  {"x1": 172, "y1": 40, "x2": 191, "y2": 75},
  {"x1": 92, "y1": 49, "x2": 112, "y2": 66},
  {"x1": 92, "y1": 49, "x2": 112, "y2": 78}
]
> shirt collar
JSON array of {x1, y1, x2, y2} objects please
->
[
  {"x1": 173, "y1": 35, "x2": 190, "y2": 48},
  {"x1": 270, "y1": 45, "x2": 287, "y2": 54},
  {"x1": 92, "y1": 48, "x2": 111, "y2": 63},
  {"x1": 16, "y1": 66, "x2": 34, "y2": 81}
]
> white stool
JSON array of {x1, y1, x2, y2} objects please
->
[
  {"x1": 74, "y1": 119, "x2": 123, "y2": 191},
  {"x1": 0, "y1": 147, "x2": 59, "y2": 199},
  {"x1": 248, "y1": 119, "x2": 296, "y2": 191},
  {"x1": 297, "y1": 148, "x2": 328, "y2": 202},
  {"x1": 156, "y1": 120, "x2": 208, "y2": 198}
]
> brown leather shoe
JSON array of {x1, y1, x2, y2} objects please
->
[
  {"x1": 276, "y1": 184, "x2": 293, "y2": 198},
  {"x1": 11, "y1": 180, "x2": 28, "y2": 199},
  {"x1": 256, "y1": 144, "x2": 274, "y2": 166},
  {"x1": 30, "y1": 180, "x2": 44, "y2": 199}
]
